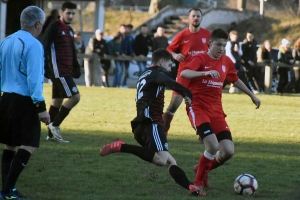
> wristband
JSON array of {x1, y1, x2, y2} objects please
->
[{"x1": 35, "y1": 101, "x2": 46, "y2": 113}]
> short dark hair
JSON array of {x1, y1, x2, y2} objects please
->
[
  {"x1": 126, "y1": 24, "x2": 133, "y2": 29},
  {"x1": 189, "y1": 8, "x2": 202, "y2": 15},
  {"x1": 210, "y1": 28, "x2": 228, "y2": 41},
  {"x1": 62, "y1": 1, "x2": 77, "y2": 11},
  {"x1": 152, "y1": 48, "x2": 173, "y2": 64}
]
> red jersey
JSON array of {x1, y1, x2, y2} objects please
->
[
  {"x1": 167, "y1": 27, "x2": 211, "y2": 75},
  {"x1": 184, "y1": 53, "x2": 239, "y2": 115}
]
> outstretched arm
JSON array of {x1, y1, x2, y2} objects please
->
[
  {"x1": 233, "y1": 79, "x2": 261, "y2": 109},
  {"x1": 156, "y1": 71, "x2": 192, "y2": 102}
]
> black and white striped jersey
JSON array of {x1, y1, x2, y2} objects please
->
[{"x1": 133, "y1": 66, "x2": 192, "y2": 125}]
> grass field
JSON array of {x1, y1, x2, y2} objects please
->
[{"x1": 16, "y1": 85, "x2": 300, "y2": 200}]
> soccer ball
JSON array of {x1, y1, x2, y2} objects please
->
[{"x1": 234, "y1": 173, "x2": 258, "y2": 195}]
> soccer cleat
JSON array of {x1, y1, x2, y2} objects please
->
[
  {"x1": 47, "y1": 123, "x2": 69, "y2": 143},
  {"x1": 189, "y1": 184, "x2": 206, "y2": 196},
  {"x1": 100, "y1": 139, "x2": 125, "y2": 156},
  {"x1": 193, "y1": 164, "x2": 213, "y2": 188},
  {"x1": 46, "y1": 136, "x2": 69, "y2": 143},
  {"x1": 2, "y1": 188, "x2": 29, "y2": 200}
]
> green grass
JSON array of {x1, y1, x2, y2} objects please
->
[{"x1": 17, "y1": 85, "x2": 300, "y2": 200}]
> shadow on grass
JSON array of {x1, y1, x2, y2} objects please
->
[{"x1": 21, "y1": 129, "x2": 300, "y2": 200}]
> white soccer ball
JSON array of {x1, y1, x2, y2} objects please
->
[{"x1": 234, "y1": 173, "x2": 258, "y2": 195}]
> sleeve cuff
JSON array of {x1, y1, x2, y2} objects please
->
[{"x1": 35, "y1": 101, "x2": 46, "y2": 113}]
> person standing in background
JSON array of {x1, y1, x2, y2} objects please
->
[
  {"x1": 42, "y1": 1, "x2": 81, "y2": 143},
  {"x1": 162, "y1": 8, "x2": 211, "y2": 136},
  {"x1": 292, "y1": 38, "x2": 300, "y2": 94},
  {"x1": 152, "y1": 26, "x2": 169, "y2": 52},
  {"x1": 133, "y1": 24, "x2": 152, "y2": 76},
  {"x1": 0, "y1": 6, "x2": 50, "y2": 199}
]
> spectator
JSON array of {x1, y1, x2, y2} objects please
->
[
  {"x1": 85, "y1": 29, "x2": 109, "y2": 87},
  {"x1": 256, "y1": 40, "x2": 273, "y2": 93},
  {"x1": 107, "y1": 34, "x2": 122, "y2": 87},
  {"x1": 292, "y1": 38, "x2": 300, "y2": 93},
  {"x1": 133, "y1": 24, "x2": 152, "y2": 76},
  {"x1": 241, "y1": 31, "x2": 260, "y2": 94},
  {"x1": 119, "y1": 24, "x2": 134, "y2": 88},
  {"x1": 277, "y1": 38, "x2": 295, "y2": 94},
  {"x1": 152, "y1": 26, "x2": 169, "y2": 51},
  {"x1": 225, "y1": 30, "x2": 247, "y2": 92},
  {"x1": 74, "y1": 31, "x2": 85, "y2": 68}
]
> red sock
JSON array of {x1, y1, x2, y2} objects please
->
[
  {"x1": 211, "y1": 157, "x2": 222, "y2": 170},
  {"x1": 162, "y1": 112, "x2": 174, "y2": 136},
  {"x1": 194, "y1": 154, "x2": 213, "y2": 186}
]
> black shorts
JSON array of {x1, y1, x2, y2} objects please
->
[
  {"x1": 0, "y1": 93, "x2": 41, "y2": 147},
  {"x1": 51, "y1": 76, "x2": 79, "y2": 99},
  {"x1": 131, "y1": 121, "x2": 168, "y2": 152}
]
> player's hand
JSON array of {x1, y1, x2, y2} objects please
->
[
  {"x1": 174, "y1": 53, "x2": 185, "y2": 62},
  {"x1": 251, "y1": 96, "x2": 261, "y2": 109},
  {"x1": 38, "y1": 111, "x2": 50, "y2": 125},
  {"x1": 205, "y1": 70, "x2": 220, "y2": 78},
  {"x1": 183, "y1": 96, "x2": 192, "y2": 106}
]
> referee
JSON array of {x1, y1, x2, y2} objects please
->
[{"x1": 0, "y1": 6, "x2": 50, "y2": 199}]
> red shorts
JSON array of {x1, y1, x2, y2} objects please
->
[
  {"x1": 186, "y1": 106, "x2": 230, "y2": 135},
  {"x1": 172, "y1": 75, "x2": 190, "y2": 95}
]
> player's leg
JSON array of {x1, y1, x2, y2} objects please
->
[
  {"x1": 194, "y1": 123, "x2": 218, "y2": 188},
  {"x1": 48, "y1": 77, "x2": 80, "y2": 142},
  {"x1": 162, "y1": 152, "x2": 206, "y2": 196},
  {"x1": 162, "y1": 93, "x2": 183, "y2": 136},
  {"x1": 163, "y1": 75, "x2": 189, "y2": 136},
  {"x1": 210, "y1": 117, "x2": 234, "y2": 170},
  {"x1": 1, "y1": 94, "x2": 40, "y2": 199},
  {"x1": 210, "y1": 132, "x2": 234, "y2": 170}
]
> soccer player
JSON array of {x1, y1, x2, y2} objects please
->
[
  {"x1": 0, "y1": 6, "x2": 50, "y2": 199},
  {"x1": 42, "y1": 1, "x2": 81, "y2": 143},
  {"x1": 180, "y1": 28, "x2": 261, "y2": 195},
  {"x1": 100, "y1": 48, "x2": 205, "y2": 196},
  {"x1": 163, "y1": 8, "x2": 211, "y2": 136}
]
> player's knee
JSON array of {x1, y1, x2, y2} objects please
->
[
  {"x1": 71, "y1": 93, "x2": 80, "y2": 104},
  {"x1": 152, "y1": 153, "x2": 168, "y2": 166},
  {"x1": 20, "y1": 146, "x2": 36, "y2": 154},
  {"x1": 206, "y1": 143, "x2": 219, "y2": 155},
  {"x1": 222, "y1": 148, "x2": 234, "y2": 160}
]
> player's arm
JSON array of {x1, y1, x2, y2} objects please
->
[
  {"x1": 181, "y1": 69, "x2": 220, "y2": 79},
  {"x1": 167, "y1": 33, "x2": 184, "y2": 62},
  {"x1": 233, "y1": 79, "x2": 261, "y2": 109},
  {"x1": 156, "y1": 71, "x2": 192, "y2": 100}
]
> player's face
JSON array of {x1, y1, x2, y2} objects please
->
[
  {"x1": 60, "y1": 8, "x2": 76, "y2": 24},
  {"x1": 208, "y1": 38, "x2": 227, "y2": 59},
  {"x1": 188, "y1": 10, "x2": 202, "y2": 28},
  {"x1": 159, "y1": 59, "x2": 172, "y2": 72}
]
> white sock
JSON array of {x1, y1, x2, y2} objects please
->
[{"x1": 204, "y1": 150, "x2": 215, "y2": 161}]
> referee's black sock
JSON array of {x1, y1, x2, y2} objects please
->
[
  {"x1": 2, "y1": 149, "x2": 31, "y2": 193},
  {"x1": 52, "y1": 106, "x2": 70, "y2": 126},
  {"x1": 1, "y1": 149, "x2": 15, "y2": 189},
  {"x1": 120, "y1": 144, "x2": 155, "y2": 163},
  {"x1": 48, "y1": 105, "x2": 60, "y2": 137},
  {"x1": 169, "y1": 165, "x2": 191, "y2": 190}
]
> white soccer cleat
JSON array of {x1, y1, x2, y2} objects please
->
[{"x1": 47, "y1": 123, "x2": 69, "y2": 143}]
